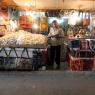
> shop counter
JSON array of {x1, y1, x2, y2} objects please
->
[{"x1": 68, "y1": 50, "x2": 95, "y2": 71}]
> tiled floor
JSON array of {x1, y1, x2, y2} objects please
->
[{"x1": 0, "y1": 71, "x2": 95, "y2": 95}]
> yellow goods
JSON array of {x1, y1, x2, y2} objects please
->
[
  {"x1": 0, "y1": 30, "x2": 48, "y2": 48},
  {"x1": 40, "y1": 17, "x2": 48, "y2": 32}
]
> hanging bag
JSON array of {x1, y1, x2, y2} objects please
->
[
  {"x1": 83, "y1": 13, "x2": 90, "y2": 26},
  {"x1": 76, "y1": 12, "x2": 83, "y2": 26}
]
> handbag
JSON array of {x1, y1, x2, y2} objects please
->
[{"x1": 83, "y1": 13, "x2": 90, "y2": 26}]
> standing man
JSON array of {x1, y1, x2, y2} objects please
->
[{"x1": 48, "y1": 20, "x2": 64, "y2": 70}]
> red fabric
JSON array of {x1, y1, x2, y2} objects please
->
[
  {"x1": 69, "y1": 55, "x2": 94, "y2": 71},
  {"x1": 19, "y1": 16, "x2": 32, "y2": 29},
  {"x1": 0, "y1": 11, "x2": 8, "y2": 19}
]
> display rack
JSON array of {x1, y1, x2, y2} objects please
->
[
  {"x1": 68, "y1": 38, "x2": 95, "y2": 71},
  {"x1": 0, "y1": 47, "x2": 47, "y2": 70},
  {"x1": 69, "y1": 53, "x2": 95, "y2": 71}
]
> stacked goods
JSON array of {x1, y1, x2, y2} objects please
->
[{"x1": 0, "y1": 30, "x2": 48, "y2": 48}]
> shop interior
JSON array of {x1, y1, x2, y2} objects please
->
[{"x1": 0, "y1": 0, "x2": 95, "y2": 71}]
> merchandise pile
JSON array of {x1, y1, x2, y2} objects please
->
[{"x1": 0, "y1": 30, "x2": 48, "y2": 48}]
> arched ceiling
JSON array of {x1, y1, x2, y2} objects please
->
[{"x1": 0, "y1": 0, "x2": 95, "y2": 11}]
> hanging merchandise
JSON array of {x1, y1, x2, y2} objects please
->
[
  {"x1": 26, "y1": 16, "x2": 33, "y2": 29},
  {"x1": 76, "y1": 12, "x2": 83, "y2": 26},
  {"x1": 19, "y1": 16, "x2": 27, "y2": 24},
  {"x1": 68, "y1": 11, "x2": 83, "y2": 26},
  {"x1": 8, "y1": 7, "x2": 19, "y2": 20},
  {"x1": 40, "y1": 16, "x2": 48, "y2": 32},
  {"x1": 47, "y1": 10, "x2": 60, "y2": 17},
  {"x1": 32, "y1": 17, "x2": 39, "y2": 33},
  {"x1": 68, "y1": 12, "x2": 78, "y2": 25},
  {"x1": 19, "y1": 15, "x2": 32, "y2": 29},
  {"x1": 0, "y1": 8, "x2": 8, "y2": 25},
  {"x1": 83, "y1": 12, "x2": 90, "y2": 26},
  {"x1": 19, "y1": 16, "x2": 26, "y2": 29}
]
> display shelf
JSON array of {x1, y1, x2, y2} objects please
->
[
  {"x1": 0, "y1": 47, "x2": 47, "y2": 71},
  {"x1": 68, "y1": 53, "x2": 95, "y2": 71},
  {"x1": 67, "y1": 37, "x2": 95, "y2": 71}
]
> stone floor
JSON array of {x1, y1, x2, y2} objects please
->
[{"x1": 0, "y1": 71, "x2": 95, "y2": 95}]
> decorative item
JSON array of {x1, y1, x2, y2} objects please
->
[{"x1": 40, "y1": 16, "x2": 48, "y2": 32}]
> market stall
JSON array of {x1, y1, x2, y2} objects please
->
[
  {"x1": 0, "y1": 30, "x2": 48, "y2": 70},
  {"x1": 0, "y1": 0, "x2": 95, "y2": 71}
]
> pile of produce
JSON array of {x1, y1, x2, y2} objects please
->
[{"x1": 0, "y1": 30, "x2": 48, "y2": 48}]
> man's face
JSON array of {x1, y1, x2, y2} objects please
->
[{"x1": 52, "y1": 22, "x2": 58, "y2": 28}]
